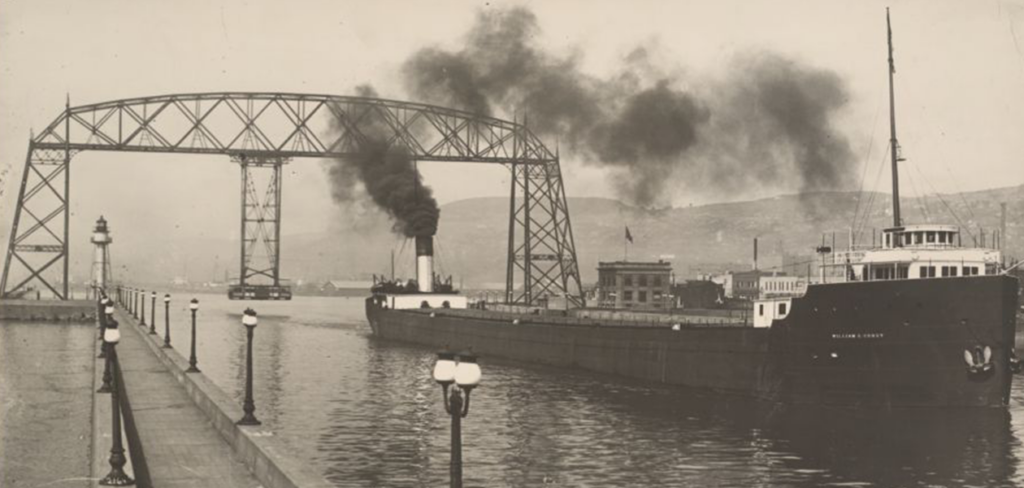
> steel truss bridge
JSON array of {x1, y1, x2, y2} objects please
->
[{"x1": 0, "y1": 92, "x2": 584, "y2": 306}]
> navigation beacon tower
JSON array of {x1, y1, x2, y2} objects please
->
[{"x1": 90, "y1": 216, "x2": 113, "y2": 298}]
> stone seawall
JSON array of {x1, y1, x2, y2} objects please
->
[{"x1": 0, "y1": 299, "x2": 96, "y2": 322}]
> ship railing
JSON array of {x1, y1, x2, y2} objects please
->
[{"x1": 404, "y1": 308, "x2": 751, "y2": 329}]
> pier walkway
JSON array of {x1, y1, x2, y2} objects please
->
[
  {"x1": 0, "y1": 299, "x2": 328, "y2": 488},
  {"x1": 111, "y1": 308, "x2": 260, "y2": 487}
]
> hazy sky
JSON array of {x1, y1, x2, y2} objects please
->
[{"x1": 1, "y1": 0, "x2": 1023, "y2": 243}]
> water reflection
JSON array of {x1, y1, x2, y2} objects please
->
[
  {"x1": 316, "y1": 340, "x2": 440, "y2": 486},
  {"x1": 174, "y1": 295, "x2": 1024, "y2": 487},
  {"x1": 225, "y1": 311, "x2": 287, "y2": 426}
]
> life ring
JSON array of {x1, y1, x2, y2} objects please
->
[{"x1": 963, "y1": 345, "x2": 993, "y2": 374}]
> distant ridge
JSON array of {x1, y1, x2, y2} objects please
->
[{"x1": 93, "y1": 184, "x2": 1024, "y2": 286}]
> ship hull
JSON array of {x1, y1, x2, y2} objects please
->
[{"x1": 366, "y1": 275, "x2": 1019, "y2": 408}]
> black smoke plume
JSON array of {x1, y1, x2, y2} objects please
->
[
  {"x1": 325, "y1": 84, "x2": 440, "y2": 237},
  {"x1": 587, "y1": 81, "x2": 710, "y2": 207},
  {"x1": 692, "y1": 53, "x2": 855, "y2": 196},
  {"x1": 326, "y1": 139, "x2": 439, "y2": 237},
  {"x1": 401, "y1": 6, "x2": 857, "y2": 207}
]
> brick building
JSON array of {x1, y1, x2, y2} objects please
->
[{"x1": 596, "y1": 261, "x2": 672, "y2": 309}]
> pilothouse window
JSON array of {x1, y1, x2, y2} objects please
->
[{"x1": 873, "y1": 265, "x2": 896, "y2": 280}]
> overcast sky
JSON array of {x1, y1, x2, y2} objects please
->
[{"x1": 1, "y1": 0, "x2": 1023, "y2": 244}]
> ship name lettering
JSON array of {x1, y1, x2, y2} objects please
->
[{"x1": 831, "y1": 332, "x2": 885, "y2": 340}]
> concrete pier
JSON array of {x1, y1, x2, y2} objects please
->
[
  {"x1": 1, "y1": 302, "x2": 329, "y2": 488},
  {"x1": 110, "y1": 307, "x2": 259, "y2": 487},
  {"x1": 113, "y1": 306, "x2": 331, "y2": 488}
]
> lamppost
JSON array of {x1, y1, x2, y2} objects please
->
[
  {"x1": 163, "y1": 294, "x2": 172, "y2": 348},
  {"x1": 96, "y1": 295, "x2": 106, "y2": 339},
  {"x1": 98, "y1": 318, "x2": 133, "y2": 486},
  {"x1": 149, "y1": 291, "x2": 156, "y2": 334},
  {"x1": 433, "y1": 350, "x2": 482, "y2": 488},
  {"x1": 139, "y1": 289, "x2": 146, "y2": 327},
  {"x1": 98, "y1": 296, "x2": 108, "y2": 347},
  {"x1": 98, "y1": 297, "x2": 110, "y2": 355},
  {"x1": 98, "y1": 302, "x2": 115, "y2": 391},
  {"x1": 186, "y1": 298, "x2": 200, "y2": 373},
  {"x1": 237, "y1": 308, "x2": 261, "y2": 426}
]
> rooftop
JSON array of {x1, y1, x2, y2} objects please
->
[{"x1": 598, "y1": 260, "x2": 672, "y2": 271}]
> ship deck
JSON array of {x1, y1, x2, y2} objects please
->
[{"x1": 395, "y1": 307, "x2": 751, "y2": 329}]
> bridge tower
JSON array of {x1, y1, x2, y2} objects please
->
[
  {"x1": 228, "y1": 154, "x2": 290, "y2": 300},
  {"x1": 504, "y1": 151, "x2": 583, "y2": 306}
]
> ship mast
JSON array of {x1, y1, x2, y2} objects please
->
[{"x1": 887, "y1": 8, "x2": 902, "y2": 229}]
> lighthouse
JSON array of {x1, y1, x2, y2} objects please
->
[{"x1": 90, "y1": 216, "x2": 113, "y2": 298}]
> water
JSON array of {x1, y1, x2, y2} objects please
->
[{"x1": 151, "y1": 293, "x2": 1024, "y2": 487}]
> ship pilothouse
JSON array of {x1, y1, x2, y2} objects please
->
[
  {"x1": 852, "y1": 225, "x2": 1001, "y2": 282},
  {"x1": 753, "y1": 9, "x2": 1009, "y2": 330}
]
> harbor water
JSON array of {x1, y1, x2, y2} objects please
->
[{"x1": 147, "y1": 293, "x2": 1021, "y2": 487}]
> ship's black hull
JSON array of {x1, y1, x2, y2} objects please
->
[{"x1": 366, "y1": 275, "x2": 1019, "y2": 408}]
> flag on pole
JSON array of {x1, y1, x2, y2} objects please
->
[{"x1": 625, "y1": 226, "x2": 633, "y2": 243}]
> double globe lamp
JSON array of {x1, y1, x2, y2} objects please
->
[{"x1": 432, "y1": 351, "x2": 481, "y2": 488}]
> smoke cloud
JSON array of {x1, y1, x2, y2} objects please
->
[
  {"x1": 401, "y1": 6, "x2": 857, "y2": 207},
  {"x1": 325, "y1": 83, "x2": 440, "y2": 237},
  {"x1": 324, "y1": 6, "x2": 857, "y2": 233},
  {"x1": 325, "y1": 139, "x2": 439, "y2": 237}
]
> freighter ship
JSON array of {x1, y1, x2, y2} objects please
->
[{"x1": 366, "y1": 12, "x2": 1020, "y2": 408}]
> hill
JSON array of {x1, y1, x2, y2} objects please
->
[
  {"x1": 282, "y1": 184, "x2": 1024, "y2": 286},
  {"x1": 80, "y1": 184, "x2": 1024, "y2": 287}
]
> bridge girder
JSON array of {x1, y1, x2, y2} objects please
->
[
  {"x1": 1, "y1": 92, "x2": 583, "y2": 306},
  {"x1": 31, "y1": 92, "x2": 557, "y2": 163}
]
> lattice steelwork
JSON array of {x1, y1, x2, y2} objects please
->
[
  {"x1": 505, "y1": 158, "x2": 584, "y2": 307},
  {"x1": 235, "y1": 155, "x2": 285, "y2": 288},
  {"x1": 1, "y1": 92, "x2": 584, "y2": 305}
]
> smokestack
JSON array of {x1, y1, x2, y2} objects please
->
[
  {"x1": 1001, "y1": 202, "x2": 1008, "y2": 252},
  {"x1": 415, "y1": 235, "x2": 434, "y2": 293},
  {"x1": 753, "y1": 237, "x2": 758, "y2": 271}
]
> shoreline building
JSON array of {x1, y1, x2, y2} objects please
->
[{"x1": 596, "y1": 261, "x2": 672, "y2": 310}]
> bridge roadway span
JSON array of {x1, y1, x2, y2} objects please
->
[{"x1": 102, "y1": 306, "x2": 330, "y2": 488}]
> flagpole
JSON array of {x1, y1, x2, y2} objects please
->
[{"x1": 624, "y1": 225, "x2": 631, "y2": 261}]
